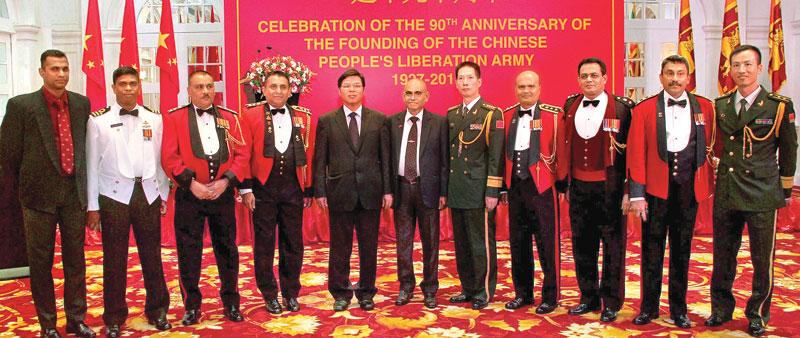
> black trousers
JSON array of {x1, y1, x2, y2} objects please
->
[
  {"x1": 639, "y1": 178, "x2": 696, "y2": 317},
  {"x1": 22, "y1": 182, "x2": 86, "y2": 329},
  {"x1": 99, "y1": 183, "x2": 169, "y2": 325},
  {"x1": 451, "y1": 207, "x2": 497, "y2": 302},
  {"x1": 711, "y1": 205, "x2": 777, "y2": 324},
  {"x1": 174, "y1": 187, "x2": 240, "y2": 310},
  {"x1": 568, "y1": 179, "x2": 626, "y2": 311},
  {"x1": 252, "y1": 176, "x2": 304, "y2": 300},
  {"x1": 327, "y1": 203, "x2": 380, "y2": 301},
  {"x1": 508, "y1": 179, "x2": 559, "y2": 304},
  {"x1": 393, "y1": 179, "x2": 440, "y2": 295}
]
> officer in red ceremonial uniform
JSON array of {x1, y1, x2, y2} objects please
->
[
  {"x1": 627, "y1": 55, "x2": 715, "y2": 328},
  {"x1": 500, "y1": 71, "x2": 561, "y2": 314},
  {"x1": 556, "y1": 57, "x2": 633, "y2": 323},
  {"x1": 161, "y1": 70, "x2": 250, "y2": 326},
  {"x1": 240, "y1": 71, "x2": 314, "y2": 314}
]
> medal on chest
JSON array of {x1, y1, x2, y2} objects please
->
[{"x1": 141, "y1": 120, "x2": 153, "y2": 141}]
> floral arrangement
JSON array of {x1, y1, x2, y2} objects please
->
[{"x1": 245, "y1": 55, "x2": 314, "y2": 95}]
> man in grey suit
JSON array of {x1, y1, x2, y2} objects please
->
[
  {"x1": 0, "y1": 50, "x2": 96, "y2": 338},
  {"x1": 314, "y1": 68, "x2": 392, "y2": 312},
  {"x1": 387, "y1": 79, "x2": 448, "y2": 309}
]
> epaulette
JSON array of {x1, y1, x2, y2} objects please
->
[
  {"x1": 715, "y1": 91, "x2": 735, "y2": 101},
  {"x1": 245, "y1": 101, "x2": 267, "y2": 108},
  {"x1": 481, "y1": 102, "x2": 500, "y2": 112},
  {"x1": 141, "y1": 105, "x2": 157, "y2": 114},
  {"x1": 614, "y1": 95, "x2": 635, "y2": 108},
  {"x1": 692, "y1": 93, "x2": 712, "y2": 104},
  {"x1": 168, "y1": 104, "x2": 190, "y2": 114},
  {"x1": 448, "y1": 104, "x2": 460, "y2": 112},
  {"x1": 539, "y1": 103, "x2": 562, "y2": 114},
  {"x1": 90, "y1": 106, "x2": 110, "y2": 117},
  {"x1": 566, "y1": 93, "x2": 580, "y2": 100},
  {"x1": 216, "y1": 105, "x2": 238, "y2": 115},
  {"x1": 503, "y1": 103, "x2": 520, "y2": 112},
  {"x1": 291, "y1": 105, "x2": 312, "y2": 115},
  {"x1": 768, "y1": 92, "x2": 792, "y2": 103}
]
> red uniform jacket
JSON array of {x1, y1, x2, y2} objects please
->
[
  {"x1": 503, "y1": 102, "x2": 561, "y2": 194},
  {"x1": 161, "y1": 104, "x2": 250, "y2": 186},
  {"x1": 241, "y1": 102, "x2": 314, "y2": 193},
  {"x1": 627, "y1": 91, "x2": 715, "y2": 201}
]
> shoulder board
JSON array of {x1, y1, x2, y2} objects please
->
[
  {"x1": 691, "y1": 93, "x2": 712, "y2": 104},
  {"x1": 715, "y1": 91, "x2": 735, "y2": 101},
  {"x1": 245, "y1": 101, "x2": 267, "y2": 108},
  {"x1": 481, "y1": 102, "x2": 500, "y2": 111},
  {"x1": 768, "y1": 92, "x2": 792, "y2": 103},
  {"x1": 448, "y1": 104, "x2": 460, "y2": 112},
  {"x1": 216, "y1": 105, "x2": 238, "y2": 115},
  {"x1": 141, "y1": 105, "x2": 157, "y2": 114},
  {"x1": 168, "y1": 104, "x2": 190, "y2": 114},
  {"x1": 90, "y1": 106, "x2": 110, "y2": 117},
  {"x1": 614, "y1": 95, "x2": 635, "y2": 108},
  {"x1": 503, "y1": 103, "x2": 520, "y2": 112},
  {"x1": 567, "y1": 93, "x2": 580, "y2": 100},
  {"x1": 539, "y1": 103, "x2": 562, "y2": 114},
  {"x1": 291, "y1": 105, "x2": 311, "y2": 115},
  {"x1": 640, "y1": 93, "x2": 659, "y2": 102}
]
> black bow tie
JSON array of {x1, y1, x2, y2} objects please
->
[
  {"x1": 518, "y1": 109, "x2": 532, "y2": 118},
  {"x1": 120, "y1": 108, "x2": 138, "y2": 117},
  {"x1": 196, "y1": 107, "x2": 213, "y2": 116},
  {"x1": 583, "y1": 100, "x2": 600, "y2": 107},
  {"x1": 668, "y1": 98, "x2": 687, "y2": 108},
  {"x1": 270, "y1": 108, "x2": 286, "y2": 115}
]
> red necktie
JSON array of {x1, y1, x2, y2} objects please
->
[{"x1": 56, "y1": 101, "x2": 74, "y2": 175}]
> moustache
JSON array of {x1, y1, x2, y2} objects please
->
[{"x1": 669, "y1": 81, "x2": 680, "y2": 86}]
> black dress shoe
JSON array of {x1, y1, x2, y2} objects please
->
[
  {"x1": 748, "y1": 320, "x2": 766, "y2": 337},
  {"x1": 148, "y1": 314, "x2": 172, "y2": 331},
  {"x1": 568, "y1": 303, "x2": 599, "y2": 315},
  {"x1": 600, "y1": 308, "x2": 618, "y2": 322},
  {"x1": 104, "y1": 325, "x2": 121, "y2": 338},
  {"x1": 535, "y1": 302, "x2": 557, "y2": 314},
  {"x1": 65, "y1": 321, "x2": 96, "y2": 338},
  {"x1": 449, "y1": 294, "x2": 472, "y2": 303},
  {"x1": 704, "y1": 314, "x2": 731, "y2": 327},
  {"x1": 423, "y1": 294, "x2": 437, "y2": 309},
  {"x1": 265, "y1": 298, "x2": 282, "y2": 314},
  {"x1": 395, "y1": 290, "x2": 413, "y2": 306},
  {"x1": 471, "y1": 299, "x2": 489, "y2": 310},
  {"x1": 40, "y1": 328, "x2": 61, "y2": 338},
  {"x1": 181, "y1": 309, "x2": 201, "y2": 326},
  {"x1": 284, "y1": 298, "x2": 300, "y2": 312},
  {"x1": 359, "y1": 299, "x2": 375, "y2": 311},
  {"x1": 632, "y1": 312, "x2": 658, "y2": 325},
  {"x1": 223, "y1": 306, "x2": 244, "y2": 322},
  {"x1": 505, "y1": 297, "x2": 533, "y2": 310},
  {"x1": 333, "y1": 299, "x2": 349, "y2": 311},
  {"x1": 672, "y1": 314, "x2": 691, "y2": 328}
]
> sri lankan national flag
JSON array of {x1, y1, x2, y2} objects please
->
[
  {"x1": 678, "y1": 0, "x2": 696, "y2": 93},
  {"x1": 769, "y1": 0, "x2": 786, "y2": 93},
  {"x1": 717, "y1": 0, "x2": 740, "y2": 95}
]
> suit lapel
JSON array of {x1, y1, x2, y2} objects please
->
[
  {"x1": 187, "y1": 105, "x2": 206, "y2": 158},
  {"x1": 656, "y1": 91, "x2": 668, "y2": 162},
  {"x1": 687, "y1": 93, "x2": 707, "y2": 166},
  {"x1": 262, "y1": 106, "x2": 275, "y2": 158},
  {"x1": 66, "y1": 92, "x2": 86, "y2": 169},
  {"x1": 419, "y1": 110, "x2": 432, "y2": 157},
  {"x1": 529, "y1": 105, "x2": 541, "y2": 165},
  {"x1": 356, "y1": 109, "x2": 371, "y2": 154},
  {"x1": 212, "y1": 106, "x2": 230, "y2": 163},
  {"x1": 717, "y1": 95, "x2": 737, "y2": 134},
  {"x1": 32, "y1": 90, "x2": 61, "y2": 171},
  {"x1": 506, "y1": 110, "x2": 519, "y2": 158},
  {"x1": 288, "y1": 107, "x2": 307, "y2": 165}
]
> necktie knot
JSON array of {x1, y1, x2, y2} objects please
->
[
  {"x1": 409, "y1": 116, "x2": 419, "y2": 124},
  {"x1": 583, "y1": 100, "x2": 600, "y2": 107},
  {"x1": 270, "y1": 108, "x2": 286, "y2": 115},
  {"x1": 120, "y1": 108, "x2": 139, "y2": 117},
  {"x1": 667, "y1": 98, "x2": 687, "y2": 108},
  {"x1": 518, "y1": 109, "x2": 532, "y2": 118}
]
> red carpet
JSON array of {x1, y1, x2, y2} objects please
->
[{"x1": 2, "y1": 233, "x2": 800, "y2": 337}]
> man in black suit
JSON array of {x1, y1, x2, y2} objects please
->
[
  {"x1": 313, "y1": 68, "x2": 392, "y2": 312},
  {"x1": 0, "y1": 50, "x2": 96, "y2": 338},
  {"x1": 387, "y1": 79, "x2": 448, "y2": 309}
]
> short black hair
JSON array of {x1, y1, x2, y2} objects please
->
[
  {"x1": 577, "y1": 57, "x2": 607, "y2": 75},
  {"x1": 112, "y1": 66, "x2": 139, "y2": 84},
  {"x1": 730, "y1": 44, "x2": 762, "y2": 65},
  {"x1": 455, "y1": 61, "x2": 481, "y2": 79},
  {"x1": 188, "y1": 69, "x2": 212, "y2": 83},
  {"x1": 40, "y1": 49, "x2": 67, "y2": 67},
  {"x1": 660, "y1": 55, "x2": 690, "y2": 73},
  {"x1": 337, "y1": 68, "x2": 365, "y2": 88},
  {"x1": 265, "y1": 71, "x2": 290, "y2": 85}
]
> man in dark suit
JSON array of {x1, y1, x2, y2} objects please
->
[
  {"x1": 0, "y1": 50, "x2": 96, "y2": 338},
  {"x1": 387, "y1": 78, "x2": 448, "y2": 309},
  {"x1": 314, "y1": 68, "x2": 392, "y2": 312},
  {"x1": 706, "y1": 45, "x2": 797, "y2": 337}
]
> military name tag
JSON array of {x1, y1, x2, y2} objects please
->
[
  {"x1": 530, "y1": 119, "x2": 542, "y2": 131},
  {"x1": 110, "y1": 122, "x2": 123, "y2": 128},
  {"x1": 754, "y1": 118, "x2": 773, "y2": 125},
  {"x1": 470, "y1": 123, "x2": 482, "y2": 130}
]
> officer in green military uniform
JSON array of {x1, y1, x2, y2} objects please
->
[
  {"x1": 706, "y1": 45, "x2": 797, "y2": 337},
  {"x1": 446, "y1": 61, "x2": 505, "y2": 310}
]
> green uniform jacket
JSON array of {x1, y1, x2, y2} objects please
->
[
  {"x1": 713, "y1": 86, "x2": 797, "y2": 212},
  {"x1": 446, "y1": 98, "x2": 505, "y2": 209}
]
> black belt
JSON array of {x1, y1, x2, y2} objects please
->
[{"x1": 398, "y1": 176, "x2": 419, "y2": 184}]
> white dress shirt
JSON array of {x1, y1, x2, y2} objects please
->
[
  {"x1": 664, "y1": 91, "x2": 692, "y2": 152},
  {"x1": 118, "y1": 104, "x2": 145, "y2": 177},
  {"x1": 194, "y1": 104, "x2": 220, "y2": 155},
  {"x1": 343, "y1": 105, "x2": 363, "y2": 135},
  {"x1": 575, "y1": 92, "x2": 608, "y2": 140},
  {"x1": 463, "y1": 96, "x2": 481, "y2": 113},
  {"x1": 270, "y1": 104, "x2": 292, "y2": 153},
  {"x1": 398, "y1": 110, "x2": 423, "y2": 176},
  {"x1": 734, "y1": 86, "x2": 762, "y2": 113},
  {"x1": 514, "y1": 103, "x2": 536, "y2": 151}
]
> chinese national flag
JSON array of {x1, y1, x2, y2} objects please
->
[
  {"x1": 768, "y1": 0, "x2": 786, "y2": 93},
  {"x1": 717, "y1": 0, "x2": 740, "y2": 95},
  {"x1": 81, "y1": 0, "x2": 106, "y2": 111},
  {"x1": 678, "y1": 0, "x2": 697, "y2": 93},
  {"x1": 156, "y1": 0, "x2": 179, "y2": 113},
  {"x1": 119, "y1": 0, "x2": 142, "y2": 104}
]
